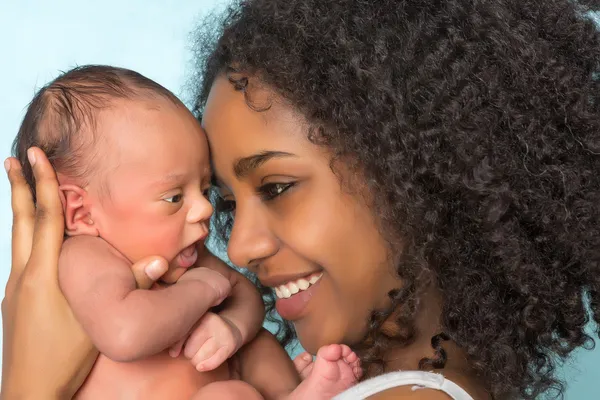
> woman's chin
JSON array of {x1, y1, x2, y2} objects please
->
[
  {"x1": 294, "y1": 322, "x2": 335, "y2": 355},
  {"x1": 294, "y1": 315, "x2": 367, "y2": 355}
]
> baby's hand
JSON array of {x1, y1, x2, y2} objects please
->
[
  {"x1": 171, "y1": 312, "x2": 243, "y2": 371},
  {"x1": 178, "y1": 267, "x2": 231, "y2": 307}
]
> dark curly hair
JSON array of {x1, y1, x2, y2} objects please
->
[{"x1": 192, "y1": 0, "x2": 600, "y2": 398}]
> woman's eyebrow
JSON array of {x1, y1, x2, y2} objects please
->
[{"x1": 233, "y1": 151, "x2": 296, "y2": 179}]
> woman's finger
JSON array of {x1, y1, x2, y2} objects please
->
[
  {"x1": 131, "y1": 256, "x2": 169, "y2": 289},
  {"x1": 5, "y1": 157, "x2": 35, "y2": 294},
  {"x1": 25, "y1": 147, "x2": 64, "y2": 279}
]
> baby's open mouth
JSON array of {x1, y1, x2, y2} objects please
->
[{"x1": 174, "y1": 244, "x2": 198, "y2": 269}]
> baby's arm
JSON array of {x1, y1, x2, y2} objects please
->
[
  {"x1": 173, "y1": 253, "x2": 265, "y2": 370},
  {"x1": 58, "y1": 236, "x2": 230, "y2": 362},
  {"x1": 202, "y1": 254, "x2": 265, "y2": 346}
]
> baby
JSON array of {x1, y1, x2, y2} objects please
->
[{"x1": 13, "y1": 65, "x2": 360, "y2": 400}]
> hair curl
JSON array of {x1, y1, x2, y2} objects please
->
[{"x1": 193, "y1": 0, "x2": 600, "y2": 398}]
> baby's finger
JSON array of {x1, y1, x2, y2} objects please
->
[
  {"x1": 26, "y1": 148, "x2": 64, "y2": 278},
  {"x1": 302, "y1": 362, "x2": 314, "y2": 379},
  {"x1": 6, "y1": 157, "x2": 35, "y2": 288},
  {"x1": 184, "y1": 332, "x2": 214, "y2": 359},
  {"x1": 194, "y1": 344, "x2": 230, "y2": 372},
  {"x1": 293, "y1": 352, "x2": 314, "y2": 380},
  {"x1": 189, "y1": 337, "x2": 219, "y2": 366},
  {"x1": 169, "y1": 337, "x2": 186, "y2": 358},
  {"x1": 183, "y1": 329, "x2": 211, "y2": 360}
]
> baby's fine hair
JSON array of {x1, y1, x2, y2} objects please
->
[{"x1": 13, "y1": 65, "x2": 181, "y2": 201}]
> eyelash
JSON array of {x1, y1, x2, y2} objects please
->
[
  {"x1": 164, "y1": 194, "x2": 183, "y2": 203},
  {"x1": 164, "y1": 187, "x2": 210, "y2": 205},
  {"x1": 258, "y1": 182, "x2": 294, "y2": 201},
  {"x1": 215, "y1": 182, "x2": 295, "y2": 213}
]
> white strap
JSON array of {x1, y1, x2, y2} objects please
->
[{"x1": 333, "y1": 371, "x2": 474, "y2": 400}]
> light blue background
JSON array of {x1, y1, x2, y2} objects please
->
[{"x1": 0, "y1": 1, "x2": 598, "y2": 398}]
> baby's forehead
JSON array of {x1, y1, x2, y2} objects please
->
[{"x1": 90, "y1": 98, "x2": 209, "y2": 191}]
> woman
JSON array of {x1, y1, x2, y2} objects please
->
[{"x1": 4, "y1": 0, "x2": 600, "y2": 398}]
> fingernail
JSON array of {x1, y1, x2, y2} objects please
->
[
  {"x1": 303, "y1": 354, "x2": 312, "y2": 361},
  {"x1": 4, "y1": 159, "x2": 10, "y2": 173},
  {"x1": 27, "y1": 148, "x2": 36, "y2": 166},
  {"x1": 145, "y1": 259, "x2": 166, "y2": 280}
]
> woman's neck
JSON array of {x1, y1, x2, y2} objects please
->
[{"x1": 379, "y1": 285, "x2": 491, "y2": 399}]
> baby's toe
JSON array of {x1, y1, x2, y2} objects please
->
[{"x1": 316, "y1": 344, "x2": 343, "y2": 362}]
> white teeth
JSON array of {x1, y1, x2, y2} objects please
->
[
  {"x1": 309, "y1": 273, "x2": 323, "y2": 284},
  {"x1": 297, "y1": 279, "x2": 310, "y2": 290},
  {"x1": 289, "y1": 282, "x2": 299, "y2": 295},
  {"x1": 274, "y1": 273, "x2": 323, "y2": 299}
]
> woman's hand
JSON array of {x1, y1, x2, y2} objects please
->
[{"x1": 1, "y1": 147, "x2": 169, "y2": 399}]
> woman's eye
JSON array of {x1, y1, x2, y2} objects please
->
[
  {"x1": 164, "y1": 194, "x2": 183, "y2": 203},
  {"x1": 259, "y1": 182, "x2": 294, "y2": 201}
]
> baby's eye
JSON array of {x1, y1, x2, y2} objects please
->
[{"x1": 164, "y1": 194, "x2": 183, "y2": 203}]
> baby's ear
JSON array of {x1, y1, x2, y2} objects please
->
[{"x1": 59, "y1": 184, "x2": 99, "y2": 237}]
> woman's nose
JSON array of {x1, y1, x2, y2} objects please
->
[{"x1": 227, "y1": 203, "x2": 278, "y2": 270}]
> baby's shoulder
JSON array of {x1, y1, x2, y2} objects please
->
[
  {"x1": 62, "y1": 235, "x2": 111, "y2": 256},
  {"x1": 60, "y1": 236, "x2": 127, "y2": 270}
]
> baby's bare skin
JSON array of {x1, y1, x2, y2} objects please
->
[
  {"x1": 75, "y1": 351, "x2": 231, "y2": 400},
  {"x1": 54, "y1": 95, "x2": 266, "y2": 399},
  {"x1": 70, "y1": 276, "x2": 233, "y2": 400}
]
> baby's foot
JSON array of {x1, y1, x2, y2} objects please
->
[{"x1": 288, "y1": 344, "x2": 361, "y2": 400}]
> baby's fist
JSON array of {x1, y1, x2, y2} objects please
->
[
  {"x1": 178, "y1": 267, "x2": 231, "y2": 306},
  {"x1": 182, "y1": 312, "x2": 243, "y2": 371}
]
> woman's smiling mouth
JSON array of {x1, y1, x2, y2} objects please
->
[
  {"x1": 274, "y1": 272, "x2": 323, "y2": 299},
  {"x1": 267, "y1": 272, "x2": 324, "y2": 320}
]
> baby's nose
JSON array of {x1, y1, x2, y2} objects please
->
[{"x1": 186, "y1": 196, "x2": 213, "y2": 223}]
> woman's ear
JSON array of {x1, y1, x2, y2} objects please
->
[{"x1": 59, "y1": 184, "x2": 99, "y2": 237}]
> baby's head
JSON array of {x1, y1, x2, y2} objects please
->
[{"x1": 14, "y1": 65, "x2": 213, "y2": 282}]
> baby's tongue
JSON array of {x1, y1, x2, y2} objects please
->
[
  {"x1": 182, "y1": 245, "x2": 196, "y2": 257},
  {"x1": 175, "y1": 244, "x2": 198, "y2": 269}
]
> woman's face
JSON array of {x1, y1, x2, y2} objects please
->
[{"x1": 202, "y1": 75, "x2": 401, "y2": 353}]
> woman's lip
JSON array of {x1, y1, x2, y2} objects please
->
[{"x1": 275, "y1": 277, "x2": 322, "y2": 321}]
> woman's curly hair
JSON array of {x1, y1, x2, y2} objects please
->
[{"x1": 192, "y1": 0, "x2": 600, "y2": 398}]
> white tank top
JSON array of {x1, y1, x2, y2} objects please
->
[{"x1": 333, "y1": 371, "x2": 475, "y2": 400}]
